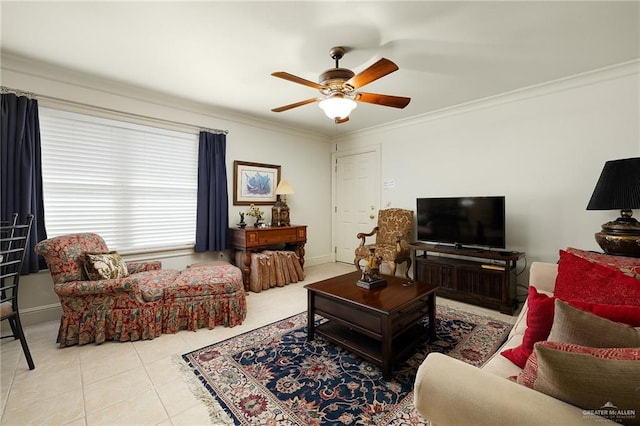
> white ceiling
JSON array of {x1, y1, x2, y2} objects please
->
[{"x1": 2, "y1": 1, "x2": 639, "y2": 136}]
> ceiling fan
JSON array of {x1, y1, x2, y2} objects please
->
[{"x1": 271, "y1": 46, "x2": 411, "y2": 124}]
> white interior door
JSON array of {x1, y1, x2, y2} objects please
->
[{"x1": 333, "y1": 149, "x2": 380, "y2": 264}]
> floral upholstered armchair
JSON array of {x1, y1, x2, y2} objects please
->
[
  {"x1": 35, "y1": 233, "x2": 179, "y2": 346},
  {"x1": 354, "y1": 208, "x2": 414, "y2": 278},
  {"x1": 36, "y1": 233, "x2": 247, "y2": 347}
]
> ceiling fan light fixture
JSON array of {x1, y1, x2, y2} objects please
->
[
  {"x1": 318, "y1": 95, "x2": 357, "y2": 120},
  {"x1": 271, "y1": 46, "x2": 409, "y2": 123}
]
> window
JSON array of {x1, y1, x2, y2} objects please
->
[{"x1": 39, "y1": 108, "x2": 198, "y2": 251}]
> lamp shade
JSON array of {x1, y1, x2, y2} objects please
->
[
  {"x1": 276, "y1": 180, "x2": 295, "y2": 195},
  {"x1": 586, "y1": 157, "x2": 640, "y2": 210},
  {"x1": 273, "y1": 180, "x2": 294, "y2": 227},
  {"x1": 318, "y1": 96, "x2": 357, "y2": 120}
]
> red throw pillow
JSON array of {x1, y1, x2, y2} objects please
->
[
  {"x1": 566, "y1": 247, "x2": 640, "y2": 279},
  {"x1": 567, "y1": 300, "x2": 640, "y2": 327},
  {"x1": 500, "y1": 286, "x2": 640, "y2": 368},
  {"x1": 555, "y1": 250, "x2": 640, "y2": 305},
  {"x1": 501, "y1": 286, "x2": 555, "y2": 368}
]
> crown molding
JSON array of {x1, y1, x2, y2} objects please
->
[
  {"x1": 4, "y1": 50, "x2": 636, "y2": 144},
  {"x1": 341, "y1": 59, "x2": 640, "y2": 140},
  {"x1": 1, "y1": 51, "x2": 327, "y2": 142}
]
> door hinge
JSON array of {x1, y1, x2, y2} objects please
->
[
  {"x1": 334, "y1": 246, "x2": 337, "y2": 254},
  {"x1": 334, "y1": 206, "x2": 337, "y2": 213}
]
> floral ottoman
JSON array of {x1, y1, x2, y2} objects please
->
[{"x1": 162, "y1": 262, "x2": 247, "y2": 333}]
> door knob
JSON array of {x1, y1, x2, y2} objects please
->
[{"x1": 370, "y1": 214, "x2": 375, "y2": 219}]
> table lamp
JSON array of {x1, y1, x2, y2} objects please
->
[
  {"x1": 586, "y1": 157, "x2": 640, "y2": 257},
  {"x1": 271, "y1": 180, "x2": 295, "y2": 226}
]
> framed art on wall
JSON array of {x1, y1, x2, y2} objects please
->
[{"x1": 233, "y1": 161, "x2": 281, "y2": 205}]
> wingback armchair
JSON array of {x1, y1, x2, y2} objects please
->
[
  {"x1": 354, "y1": 208, "x2": 414, "y2": 278},
  {"x1": 35, "y1": 233, "x2": 176, "y2": 346},
  {"x1": 35, "y1": 233, "x2": 247, "y2": 347}
]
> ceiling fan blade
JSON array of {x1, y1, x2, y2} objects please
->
[
  {"x1": 271, "y1": 98, "x2": 319, "y2": 113},
  {"x1": 346, "y1": 58, "x2": 399, "y2": 89},
  {"x1": 335, "y1": 116, "x2": 349, "y2": 124},
  {"x1": 271, "y1": 72, "x2": 324, "y2": 90},
  {"x1": 356, "y1": 92, "x2": 411, "y2": 109}
]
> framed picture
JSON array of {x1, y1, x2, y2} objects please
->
[{"x1": 233, "y1": 161, "x2": 281, "y2": 205}]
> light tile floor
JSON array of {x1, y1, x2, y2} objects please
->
[{"x1": 1, "y1": 262, "x2": 516, "y2": 425}]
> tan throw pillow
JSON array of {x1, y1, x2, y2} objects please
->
[
  {"x1": 532, "y1": 343, "x2": 640, "y2": 426},
  {"x1": 548, "y1": 299, "x2": 640, "y2": 347},
  {"x1": 82, "y1": 251, "x2": 129, "y2": 280}
]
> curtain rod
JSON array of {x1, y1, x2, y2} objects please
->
[{"x1": 0, "y1": 86, "x2": 229, "y2": 135}]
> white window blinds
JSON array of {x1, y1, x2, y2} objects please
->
[{"x1": 39, "y1": 108, "x2": 198, "y2": 251}]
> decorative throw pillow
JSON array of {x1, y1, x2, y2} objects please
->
[
  {"x1": 548, "y1": 299, "x2": 640, "y2": 347},
  {"x1": 569, "y1": 299, "x2": 640, "y2": 326},
  {"x1": 82, "y1": 251, "x2": 129, "y2": 280},
  {"x1": 566, "y1": 247, "x2": 640, "y2": 279},
  {"x1": 501, "y1": 287, "x2": 640, "y2": 368},
  {"x1": 554, "y1": 250, "x2": 640, "y2": 305},
  {"x1": 518, "y1": 342, "x2": 640, "y2": 426},
  {"x1": 518, "y1": 341, "x2": 640, "y2": 387},
  {"x1": 501, "y1": 286, "x2": 555, "y2": 368}
]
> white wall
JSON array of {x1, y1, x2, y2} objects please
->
[
  {"x1": 2, "y1": 54, "x2": 334, "y2": 326},
  {"x1": 336, "y1": 61, "x2": 640, "y2": 275}
]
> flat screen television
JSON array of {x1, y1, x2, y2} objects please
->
[{"x1": 416, "y1": 196, "x2": 506, "y2": 249}]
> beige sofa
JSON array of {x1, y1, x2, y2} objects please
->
[{"x1": 413, "y1": 262, "x2": 617, "y2": 425}]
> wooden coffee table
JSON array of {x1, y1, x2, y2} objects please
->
[{"x1": 305, "y1": 270, "x2": 438, "y2": 380}]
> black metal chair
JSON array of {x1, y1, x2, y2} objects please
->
[{"x1": 1, "y1": 213, "x2": 35, "y2": 370}]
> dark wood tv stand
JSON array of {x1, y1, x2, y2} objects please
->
[{"x1": 408, "y1": 242, "x2": 524, "y2": 315}]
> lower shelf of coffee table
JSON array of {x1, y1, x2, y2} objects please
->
[{"x1": 314, "y1": 319, "x2": 430, "y2": 368}]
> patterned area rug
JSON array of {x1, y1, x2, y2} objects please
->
[{"x1": 181, "y1": 305, "x2": 512, "y2": 425}]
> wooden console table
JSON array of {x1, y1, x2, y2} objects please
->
[
  {"x1": 409, "y1": 242, "x2": 524, "y2": 314},
  {"x1": 229, "y1": 225, "x2": 307, "y2": 291}
]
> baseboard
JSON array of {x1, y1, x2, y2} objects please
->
[
  {"x1": 304, "y1": 254, "x2": 333, "y2": 267},
  {"x1": 1, "y1": 303, "x2": 62, "y2": 332}
]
